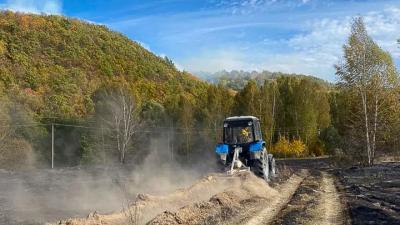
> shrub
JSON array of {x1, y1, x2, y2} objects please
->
[
  {"x1": 309, "y1": 140, "x2": 325, "y2": 156},
  {"x1": 290, "y1": 139, "x2": 307, "y2": 157},
  {"x1": 272, "y1": 136, "x2": 290, "y2": 157},
  {"x1": 272, "y1": 137, "x2": 307, "y2": 158},
  {"x1": 0, "y1": 138, "x2": 36, "y2": 170}
]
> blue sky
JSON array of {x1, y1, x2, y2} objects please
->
[{"x1": 0, "y1": 0, "x2": 399, "y2": 81}]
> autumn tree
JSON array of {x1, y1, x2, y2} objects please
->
[
  {"x1": 175, "y1": 94, "x2": 195, "y2": 160},
  {"x1": 194, "y1": 85, "x2": 232, "y2": 144},
  {"x1": 335, "y1": 17, "x2": 398, "y2": 165},
  {"x1": 233, "y1": 80, "x2": 259, "y2": 116},
  {"x1": 93, "y1": 85, "x2": 142, "y2": 164}
]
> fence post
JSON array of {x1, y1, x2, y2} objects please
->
[
  {"x1": 51, "y1": 123, "x2": 54, "y2": 169},
  {"x1": 101, "y1": 125, "x2": 106, "y2": 165},
  {"x1": 170, "y1": 122, "x2": 174, "y2": 161},
  {"x1": 167, "y1": 130, "x2": 171, "y2": 161}
]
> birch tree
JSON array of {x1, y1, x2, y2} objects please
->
[
  {"x1": 336, "y1": 17, "x2": 398, "y2": 165},
  {"x1": 95, "y1": 86, "x2": 141, "y2": 164}
]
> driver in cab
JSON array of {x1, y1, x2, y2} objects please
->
[{"x1": 239, "y1": 127, "x2": 252, "y2": 143}]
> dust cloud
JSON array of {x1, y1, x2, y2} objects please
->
[{"x1": 0, "y1": 134, "x2": 217, "y2": 225}]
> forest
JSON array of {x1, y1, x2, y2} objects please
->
[{"x1": 0, "y1": 12, "x2": 398, "y2": 169}]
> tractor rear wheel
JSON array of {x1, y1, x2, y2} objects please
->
[
  {"x1": 268, "y1": 154, "x2": 276, "y2": 177},
  {"x1": 215, "y1": 154, "x2": 227, "y2": 172},
  {"x1": 251, "y1": 149, "x2": 270, "y2": 181}
]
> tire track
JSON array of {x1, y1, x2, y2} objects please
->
[
  {"x1": 268, "y1": 170, "x2": 344, "y2": 225},
  {"x1": 242, "y1": 170, "x2": 307, "y2": 225},
  {"x1": 311, "y1": 172, "x2": 344, "y2": 225}
]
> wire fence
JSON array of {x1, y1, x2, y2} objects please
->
[
  {"x1": 0, "y1": 121, "x2": 224, "y2": 168},
  {"x1": 2, "y1": 119, "x2": 369, "y2": 169}
]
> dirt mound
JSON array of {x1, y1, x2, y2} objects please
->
[
  {"x1": 148, "y1": 191, "x2": 242, "y2": 225},
  {"x1": 51, "y1": 172, "x2": 272, "y2": 225},
  {"x1": 147, "y1": 172, "x2": 278, "y2": 225}
]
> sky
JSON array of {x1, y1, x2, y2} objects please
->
[{"x1": 0, "y1": 0, "x2": 399, "y2": 81}]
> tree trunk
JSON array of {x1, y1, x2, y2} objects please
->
[
  {"x1": 120, "y1": 146, "x2": 125, "y2": 164},
  {"x1": 371, "y1": 94, "x2": 378, "y2": 165},
  {"x1": 361, "y1": 90, "x2": 372, "y2": 165}
]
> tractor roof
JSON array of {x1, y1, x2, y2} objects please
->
[{"x1": 224, "y1": 116, "x2": 259, "y2": 122}]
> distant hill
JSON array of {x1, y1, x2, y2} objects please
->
[
  {"x1": 0, "y1": 11, "x2": 207, "y2": 119},
  {"x1": 197, "y1": 70, "x2": 330, "y2": 90}
]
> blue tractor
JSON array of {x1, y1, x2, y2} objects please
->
[{"x1": 215, "y1": 116, "x2": 276, "y2": 181}]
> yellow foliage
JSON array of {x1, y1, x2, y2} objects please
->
[
  {"x1": 289, "y1": 139, "x2": 306, "y2": 157},
  {"x1": 0, "y1": 40, "x2": 6, "y2": 55},
  {"x1": 273, "y1": 136, "x2": 290, "y2": 156},
  {"x1": 273, "y1": 136, "x2": 306, "y2": 157}
]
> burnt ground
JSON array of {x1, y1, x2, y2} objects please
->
[
  {"x1": 277, "y1": 158, "x2": 400, "y2": 225},
  {"x1": 334, "y1": 163, "x2": 400, "y2": 225}
]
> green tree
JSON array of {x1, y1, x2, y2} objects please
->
[
  {"x1": 258, "y1": 80, "x2": 278, "y2": 147},
  {"x1": 233, "y1": 80, "x2": 259, "y2": 116},
  {"x1": 177, "y1": 94, "x2": 195, "y2": 160},
  {"x1": 335, "y1": 17, "x2": 399, "y2": 165}
]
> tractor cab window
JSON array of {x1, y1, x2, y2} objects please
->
[
  {"x1": 224, "y1": 121, "x2": 254, "y2": 144},
  {"x1": 254, "y1": 121, "x2": 262, "y2": 141}
]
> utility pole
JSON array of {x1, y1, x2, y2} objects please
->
[
  {"x1": 101, "y1": 124, "x2": 106, "y2": 165},
  {"x1": 167, "y1": 130, "x2": 171, "y2": 161},
  {"x1": 170, "y1": 121, "x2": 174, "y2": 161},
  {"x1": 51, "y1": 123, "x2": 54, "y2": 169}
]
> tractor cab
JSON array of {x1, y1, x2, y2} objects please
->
[
  {"x1": 217, "y1": 116, "x2": 265, "y2": 160},
  {"x1": 223, "y1": 116, "x2": 262, "y2": 145},
  {"x1": 215, "y1": 116, "x2": 276, "y2": 181}
]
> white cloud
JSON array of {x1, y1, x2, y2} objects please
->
[
  {"x1": 1, "y1": 0, "x2": 62, "y2": 15},
  {"x1": 364, "y1": 7, "x2": 400, "y2": 58},
  {"x1": 280, "y1": 6, "x2": 400, "y2": 80},
  {"x1": 288, "y1": 6, "x2": 400, "y2": 61},
  {"x1": 183, "y1": 6, "x2": 400, "y2": 81},
  {"x1": 214, "y1": 0, "x2": 313, "y2": 14}
]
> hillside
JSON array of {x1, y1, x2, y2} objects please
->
[
  {"x1": 0, "y1": 11, "x2": 207, "y2": 119},
  {"x1": 0, "y1": 12, "x2": 232, "y2": 168}
]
